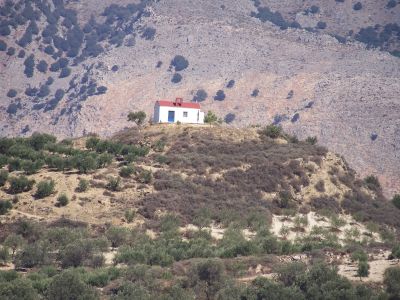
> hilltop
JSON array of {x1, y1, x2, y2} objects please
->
[
  {"x1": 0, "y1": 0, "x2": 399, "y2": 196},
  {"x1": 0, "y1": 125, "x2": 399, "y2": 299}
]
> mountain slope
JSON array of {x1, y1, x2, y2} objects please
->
[{"x1": 0, "y1": 0, "x2": 399, "y2": 195}]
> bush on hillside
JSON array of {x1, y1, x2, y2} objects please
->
[
  {"x1": 353, "y1": 2, "x2": 362, "y2": 10},
  {"x1": 214, "y1": 90, "x2": 226, "y2": 101},
  {"x1": 171, "y1": 55, "x2": 189, "y2": 71},
  {"x1": 8, "y1": 176, "x2": 35, "y2": 194},
  {"x1": 0, "y1": 170, "x2": 9, "y2": 186},
  {"x1": 193, "y1": 89, "x2": 208, "y2": 102},
  {"x1": 392, "y1": 194, "x2": 400, "y2": 209},
  {"x1": 56, "y1": 194, "x2": 69, "y2": 207},
  {"x1": 7, "y1": 89, "x2": 17, "y2": 98},
  {"x1": 0, "y1": 200, "x2": 12, "y2": 215},
  {"x1": 259, "y1": 125, "x2": 282, "y2": 139},
  {"x1": 35, "y1": 180, "x2": 56, "y2": 199}
]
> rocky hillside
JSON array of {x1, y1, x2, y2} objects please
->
[
  {"x1": 0, "y1": 0, "x2": 399, "y2": 196},
  {"x1": 0, "y1": 125, "x2": 399, "y2": 299}
]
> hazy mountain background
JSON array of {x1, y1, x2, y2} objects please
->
[{"x1": 0, "y1": 0, "x2": 399, "y2": 195}]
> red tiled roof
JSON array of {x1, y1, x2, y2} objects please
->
[{"x1": 156, "y1": 100, "x2": 201, "y2": 109}]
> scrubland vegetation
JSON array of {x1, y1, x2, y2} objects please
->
[{"x1": 0, "y1": 125, "x2": 399, "y2": 299}]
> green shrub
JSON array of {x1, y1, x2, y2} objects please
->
[
  {"x1": 76, "y1": 178, "x2": 89, "y2": 192},
  {"x1": 125, "y1": 210, "x2": 136, "y2": 223},
  {"x1": 204, "y1": 111, "x2": 220, "y2": 124},
  {"x1": 106, "y1": 227, "x2": 129, "y2": 248},
  {"x1": 0, "y1": 170, "x2": 9, "y2": 186},
  {"x1": 4, "y1": 234, "x2": 25, "y2": 257},
  {"x1": 0, "y1": 246, "x2": 10, "y2": 264},
  {"x1": 85, "y1": 136, "x2": 100, "y2": 150},
  {"x1": 47, "y1": 270, "x2": 99, "y2": 300},
  {"x1": 137, "y1": 169, "x2": 152, "y2": 184},
  {"x1": 56, "y1": 194, "x2": 69, "y2": 207},
  {"x1": 351, "y1": 250, "x2": 368, "y2": 262},
  {"x1": 392, "y1": 194, "x2": 400, "y2": 209},
  {"x1": 35, "y1": 180, "x2": 55, "y2": 199},
  {"x1": 305, "y1": 136, "x2": 318, "y2": 145},
  {"x1": 7, "y1": 176, "x2": 35, "y2": 194},
  {"x1": 384, "y1": 267, "x2": 400, "y2": 297},
  {"x1": 0, "y1": 200, "x2": 12, "y2": 215},
  {"x1": 106, "y1": 176, "x2": 121, "y2": 191},
  {"x1": 357, "y1": 261, "x2": 370, "y2": 279},
  {"x1": 22, "y1": 159, "x2": 44, "y2": 175},
  {"x1": 15, "y1": 243, "x2": 47, "y2": 268},
  {"x1": 0, "y1": 278, "x2": 38, "y2": 300},
  {"x1": 73, "y1": 154, "x2": 97, "y2": 173},
  {"x1": 364, "y1": 175, "x2": 381, "y2": 191},
  {"x1": 260, "y1": 125, "x2": 282, "y2": 139},
  {"x1": 119, "y1": 165, "x2": 134, "y2": 178},
  {"x1": 390, "y1": 244, "x2": 400, "y2": 260},
  {"x1": 97, "y1": 153, "x2": 113, "y2": 168},
  {"x1": 127, "y1": 111, "x2": 146, "y2": 126}
]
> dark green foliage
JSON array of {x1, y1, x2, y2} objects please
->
[
  {"x1": 353, "y1": 2, "x2": 362, "y2": 10},
  {"x1": 0, "y1": 277, "x2": 38, "y2": 300},
  {"x1": 193, "y1": 89, "x2": 208, "y2": 102},
  {"x1": 73, "y1": 154, "x2": 97, "y2": 174},
  {"x1": 47, "y1": 270, "x2": 99, "y2": 300},
  {"x1": 96, "y1": 86, "x2": 107, "y2": 94},
  {"x1": 97, "y1": 153, "x2": 113, "y2": 168},
  {"x1": 204, "y1": 111, "x2": 219, "y2": 123},
  {"x1": 128, "y1": 111, "x2": 146, "y2": 126},
  {"x1": 137, "y1": 169, "x2": 152, "y2": 184},
  {"x1": 251, "y1": 6, "x2": 288, "y2": 29},
  {"x1": 36, "y1": 60, "x2": 48, "y2": 73},
  {"x1": 106, "y1": 227, "x2": 129, "y2": 248},
  {"x1": 306, "y1": 136, "x2": 318, "y2": 145},
  {"x1": 15, "y1": 243, "x2": 47, "y2": 268},
  {"x1": 384, "y1": 267, "x2": 400, "y2": 298},
  {"x1": 171, "y1": 73, "x2": 182, "y2": 83},
  {"x1": 120, "y1": 165, "x2": 134, "y2": 178},
  {"x1": 364, "y1": 175, "x2": 381, "y2": 191},
  {"x1": 37, "y1": 85, "x2": 50, "y2": 98},
  {"x1": 357, "y1": 261, "x2": 370, "y2": 278},
  {"x1": 387, "y1": 0, "x2": 398, "y2": 8},
  {"x1": 309, "y1": 5, "x2": 320, "y2": 14},
  {"x1": 141, "y1": 27, "x2": 156, "y2": 40},
  {"x1": 30, "y1": 133, "x2": 56, "y2": 150},
  {"x1": 7, "y1": 176, "x2": 35, "y2": 194},
  {"x1": 259, "y1": 125, "x2": 282, "y2": 139},
  {"x1": 317, "y1": 21, "x2": 327, "y2": 29},
  {"x1": 0, "y1": 200, "x2": 12, "y2": 215},
  {"x1": 56, "y1": 194, "x2": 69, "y2": 207},
  {"x1": 24, "y1": 54, "x2": 35, "y2": 78},
  {"x1": 171, "y1": 55, "x2": 189, "y2": 71},
  {"x1": 0, "y1": 25, "x2": 10, "y2": 36},
  {"x1": 224, "y1": 113, "x2": 235, "y2": 124},
  {"x1": 22, "y1": 159, "x2": 44, "y2": 175},
  {"x1": 17, "y1": 49, "x2": 25, "y2": 58},
  {"x1": 77, "y1": 178, "x2": 89, "y2": 192},
  {"x1": 59, "y1": 67, "x2": 71, "y2": 78},
  {"x1": 0, "y1": 40, "x2": 6, "y2": 51},
  {"x1": 251, "y1": 89, "x2": 259, "y2": 97},
  {"x1": 226, "y1": 80, "x2": 235, "y2": 88},
  {"x1": 392, "y1": 194, "x2": 400, "y2": 209},
  {"x1": 46, "y1": 77, "x2": 54, "y2": 85},
  {"x1": 0, "y1": 170, "x2": 8, "y2": 186},
  {"x1": 106, "y1": 176, "x2": 121, "y2": 191},
  {"x1": 49, "y1": 61, "x2": 60, "y2": 72},
  {"x1": 6, "y1": 89, "x2": 17, "y2": 98},
  {"x1": 6, "y1": 47, "x2": 15, "y2": 56},
  {"x1": 214, "y1": 90, "x2": 226, "y2": 101},
  {"x1": 35, "y1": 180, "x2": 55, "y2": 199},
  {"x1": 44, "y1": 45, "x2": 55, "y2": 55}
]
